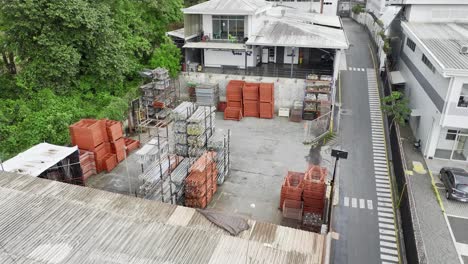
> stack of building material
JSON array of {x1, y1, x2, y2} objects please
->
[
  {"x1": 279, "y1": 171, "x2": 304, "y2": 210},
  {"x1": 195, "y1": 83, "x2": 219, "y2": 106},
  {"x1": 302, "y1": 165, "x2": 327, "y2": 214},
  {"x1": 207, "y1": 130, "x2": 231, "y2": 185},
  {"x1": 173, "y1": 102, "x2": 197, "y2": 156},
  {"x1": 259, "y1": 83, "x2": 275, "y2": 119},
  {"x1": 290, "y1": 101, "x2": 303, "y2": 122},
  {"x1": 70, "y1": 119, "x2": 139, "y2": 174},
  {"x1": 139, "y1": 67, "x2": 175, "y2": 119},
  {"x1": 243, "y1": 82, "x2": 259, "y2": 117},
  {"x1": 170, "y1": 158, "x2": 191, "y2": 202},
  {"x1": 135, "y1": 137, "x2": 169, "y2": 167},
  {"x1": 185, "y1": 151, "x2": 218, "y2": 208},
  {"x1": 186, "y1": 106, "x2": 216, "y2": 157},
  {"x1": 79, "y1": 150, "x2": 96, "y2": 181},
  {"x1": 224, "y1": 80, "x2": 244, "y2": 121},
  {"x1": 139, "y1": 155, "x2": 181, "y2": 201}
]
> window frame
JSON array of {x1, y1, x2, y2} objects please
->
[
  {"x1": 422, "y1": 54, "x2": 436, "y2": 73},
  {"x1": 212, "y1": 15, "x2": 245, "y2": 40},
  {"x1": 457, "y1": 84, "x2": 468, "y2": 108},
  {"x1": 446, "y1": 129, "x2": 459, "y2": 141},
  {"x1": 406, "y1": 37, "x2": 416, "y2": 52}
]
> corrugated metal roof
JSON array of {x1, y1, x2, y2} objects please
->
[
  {"x1": 2, "y1": 143, "x2": 78, "y2": 177},
  {"x1": 246, "y1": 17, "x2": 348, "y2": 49},
  {"x1": 184, "y1": 42, "x2": 246, "y2": 50},
  {"x1": 403, "y1": 22, "x2": 468, "y2": 75},
  {"x1": 266, "y1": 7, "x2": 342, "y2": 28},
  {"x1": 0, "y1": 171, "x2": 325, "y2": 263},
  {"x1": 183, "y1": 0, "x2": 272, "y2": 15}
]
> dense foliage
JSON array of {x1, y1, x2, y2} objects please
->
[{"x1": 0, "y1": 0, "x2": 183, "y2": 159}]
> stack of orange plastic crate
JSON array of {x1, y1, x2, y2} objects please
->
[
  {"x1": 224, "y1": 80, "x2": 244, "y2": 121},
  {"x1": 279, "y1": 171, "x2": 305, "y2": 210},
  {"x1": 243, "y1": 82, "x2": 260, "y2": 117},
  {"x1": 259, "y1": 83, "x2": 274, "y2": 119},
  {"x1": 79, "y1": 150, "x2": 96, "y2": 181},
  {"x1": 185, "y1": 151, "x2": 218, "y2": 208},
  {"x1": 70, "y1": 119, "x2": 140, "y2": 174},
  {"x1": 302, "y1": 165, "x2": 327, "y2": 214}
]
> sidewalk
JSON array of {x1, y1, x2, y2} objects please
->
[{"x1": 399, "y1": 125, "x2": 460, "y2": 264}]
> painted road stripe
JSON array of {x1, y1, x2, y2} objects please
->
[
  {"x1": 380, "y1": 241, "x2": 397, "y2": 249},
  {"x1": 376, "y1": 179, "x2": 389, "y2": 183},
  {"x1": 360, "y1": 199, "x2": 365, "y2": 209},
  {"x1": 381, "y1": 254, "x2": 399, "y2": 262},
  {"x1": 379, "y1": 229, "x2": 395, "y2": 235},
  {"x1": 376, "y1": 183, "x2": 390, "y2": 188},
  {"x1": 378, "y1": 202, "x2": 393, "y2": 207},
  {"x1": 377, "y1": 192, "x2": 392, "y2": 198},
  {"x1": 377, "y1": 188, "x2": 391, "y2": 193},
  {"x1": 378, "y1": 197, "x2": 393, "y2": 202},
  {"x1": 379, "y1": 217, "x2": 394, "y2": 224},
  {"x1": 378, "y1": 207, "x2": 394, "y2": 213},
  {"x1": 379, "y1": 223, "x2": 395, "y2": 230},
  {"x1": 367, "y1": 200, "x2": 373, "y2": 210},
  {"x1": 381, "y1": 247, "x2": 398, "y2": 255},
  {"x1": 344, "y1": 196, "x2": 349, "y2": 207},
  {"x1": 380, "y1": 235, "x2": 397, "y2": 242},
  {"x1": 352, "y1": 198, "x2": 357, "y2": 208}
]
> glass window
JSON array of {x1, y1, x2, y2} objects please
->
[
  {"x1": 422, "y1": 54, "x2": 436, "y2": 73},
  {"x1": 212, "y1": 16, "x2": 244, "y2": 40},
  {"x1": 406, "y1": 38, "x2": 416, "y2": 51},
  {"x1": 458, "y1": 84, "x2": 468, "y2": 108},
  {"x1": 446, "y1": 129, "x2": 459, "y2": 141}
]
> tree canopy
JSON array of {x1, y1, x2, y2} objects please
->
[{"x1": 0, "y1": 0, "x2": 183, "y2": 159}]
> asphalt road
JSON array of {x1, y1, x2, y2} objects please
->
[{"x1": 331, "y1": 19, "x2": 390, "y2": 264}]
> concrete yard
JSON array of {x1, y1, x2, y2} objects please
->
[{"x1": 86, "y1": 113, "x2": 320, "y2": 225}]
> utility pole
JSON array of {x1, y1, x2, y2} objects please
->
[{"x1": 327, "y1": 149, "x2": 348, "y2": 230}]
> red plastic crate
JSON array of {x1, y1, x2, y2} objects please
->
[
  {"x1": 259, "y1": 102, "x2": 274, "y2": 119},
  {"x1": 243, "y1": 100, "x2": 259, "y2": 117},
  {"x1": 259, "y1": 83, "x2": 274, "y2": 103},
  {"x1": 69, "y1": 119, "x2": 106, "y2": 150},
  {"x1": 224, "y1": 107, "x2": 243, "y2": 121},
  {"x1": 105, "y1": 119, "x2": 123, "y2": 142},
  {"x1": 111, "y1": 138, "x2": 126, "y2": 162},
  {"x1": 243, "y1": 82, "x2": 259, "y2": 101}
]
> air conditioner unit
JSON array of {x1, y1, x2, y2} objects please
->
[{"x1": 461, "y1": 45, "x2": 468, "y2": 54}]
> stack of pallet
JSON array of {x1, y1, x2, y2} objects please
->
[
  {"x1": 185, "y1": 151, "x2": 218, "y2": 208},
  {"x1": 195, "y1": 83, "x2": 219, "y2": 106},
  {"x1": 173, "y1": 102, "x2": 197, "y2": 157},
  {"x1": 243, "y1": 82, "x2": 259, "y2": 117},
  {"x1": 187, "y1": 106, "x2": 216, "y2": 157},
  {"x1": 224, "y1": 80, "x2": 244, "y2": 121},
  {"x1": 139, "y1": 68, "x2": 175, "y2": 118},
  {"x1": 302, "y1": 165, "x2": 327, "y2": 214},
  {"x1": 280, "y1": 171, "x2": 304, "y2": 210},
  {"x1": 259, "y1": 83, "x2": 274, "y2": 119},
  {"x1": 70, "y1": 119, "x2": 140, "y2": 174},
  {"x1": 79, "y1": 150, "x2": 96, "y2": 181}
]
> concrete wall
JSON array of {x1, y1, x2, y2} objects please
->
[
  {"x1": 442, "y1": 77, "x2": 468, "y2": 129},
  {"x1": 202, "y1": 14, "x2": 212, "y2": 37},
  {"x1": 178, "y1": 72, "x2": 306, "y2": 110},
  {"x1": 284, "y1": 47, "x2": 299, "y2": 64},
  {"x1": 322, "y1": 0, "x2": 339, "y2": 16},
  {"x1": 203, "y1": 47, "x2": 260, "y2": 68},
  {"x1": 406, "y1": 4, "x2": 468, "y2": 22}
]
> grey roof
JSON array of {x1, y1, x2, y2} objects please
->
[
  {"x1": 0, "y1": 171, "x2": 325, "y2": 263},
  {"x1": 184, "y1": 42, "x2": 246, "y2": 50},
  {"x1": 183, "y1": 0, "x2": 272, "y2": 15},
  {"x1": 402, "y1": 22, "x2": 468, "y2": 76},
  {"x1": 247, "y1": 16, "x2": 348, "y2": 49}
]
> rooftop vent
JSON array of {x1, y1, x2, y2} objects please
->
[{"x1": 461, "y1": 45, "x2": 468, "y2": 54}]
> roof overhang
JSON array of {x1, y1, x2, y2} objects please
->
[
  {"x1": 390, "y1": 71, "x2": 406, "y2": 85},
  {"x1": 166, "y1": 28, "x2": 198, "y2": 41},
  {"x1": 183, "y1": 42, "x2": 246, "y2": 50},
  {"x1": 3, "y1": 143, "x2": 78, "y2": 177}
]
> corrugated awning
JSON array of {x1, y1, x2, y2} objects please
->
[
  {"x1": 411, "y1": 109, "x2": 422, "y2": 117},
  {"x1": 183, "y1": 42, "x2": 246, "y2": 50},
  {"x1": 390, "y1": 71, "x2": 406, "y2": 85}
]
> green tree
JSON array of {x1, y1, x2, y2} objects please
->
[
  {"x1": 352, "y1": 4, "x2": 364, "y2": 15},
  {"x1": 149, "y1": 38, "x2": 182, "y2": 78},
  {"x1": 382, "y1": 91, "x2": 411, "y2": 129}
]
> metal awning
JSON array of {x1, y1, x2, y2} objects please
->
[
  {"x1": 390, "y1": 71, "x2": 406, "y2": 85},
  {"x1": 183, "y1": 42, "x2": 246, "y2": 50},
  {"x1": 166, "y1": 28, "x2": 198, "y2": 41},
  {"x1": 411, "y1": 109, "x2": 422, "y2": 117}
]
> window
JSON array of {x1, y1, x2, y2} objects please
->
[
  {"x1": 212, "y1": 16, "x2": 245, "y2": 40},
  {"x1": 446, "y1": 129, "x2": 459, "y2": 140},
  {"x1": 458, "y1": 84, "x2": 468, "y2": 107},
  {"x1": 406, "y1": 38, "x2": 416, "y2": 51},
  {"x1": 422, "y1": 54, "x2": 436, "y2": 73}
]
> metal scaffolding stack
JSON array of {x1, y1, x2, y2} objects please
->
[
  {"x1": 139, "y1": 67, "x2": 175, "y2": 120},
  {"x1": 187, "y1": 106, "x2": 216, "y2": 158},
  {"x1": 207, "y1": 130, "x2": 231, "y2": 185},
  {"x1": 195, "y1": 83, "x2": 219, "y2": 106},
  {"x1": 173, "y1": 102, "x2": 197, "y2": 157}
]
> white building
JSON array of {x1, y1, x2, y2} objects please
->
[
  {"x1": 384, "y1": 0, "x2": 468, "y2": 161},
  {"x1": 178, "y1": 0, "x2": 348, "y2": 80},
  {"x1": 265, "y1": 0, "x2": 339, "y2": 16}
]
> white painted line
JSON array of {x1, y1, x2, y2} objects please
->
[
  {"x1": 380, "y1": 241, "x2": 397, "y2": 249},
  {"x1": 379, "y1": 217, "x2": 394, "y2": 224},
  {"x1": 352, "y1": 198, "x2": 357, "y2": 208},
  {"x1": 375, "y1": 176, "x2": 389, "y2": 180},
  {"x1": 376, "y1": 183, "x2": 391, "y2": 188},
  {"x1": 367, "y1": 200, "x2": 373, "y2": 210},
  {"x1": 379, "y1": 229, "x2": 395, "y2": 236},
  {"x1": 380, "y1": 235, "x2": 397, "y2": 242},
  {"x1": 378, "y1": 202, "x2": 393, "y2": 208},
  {"x1": 377, "y1": 192, "x2": 392, "y2": 198},
  {"x1": 381, "y1": 254, "x2": 399, "y2": 262},
  {"x1": 378, "y1": 197, "x2": 393, "y2": 202},
  {"x1": 380, "y1": 247, "x2": 398, "y2": 255},
  {"x1": 378, "y1": 207, "x2": 394, "y2": 213},
  {"x1": 360, "y1": 199, "x2": 365, "y2": 209},
  {"x1": 377, "y1": 188, "x2": 391, "y2": 193},
  {"x1": 375, "y1": 172, "x2": 389, "y2": 177},
  {"x1": 382, "y1": 262, "x2": 396, "y2": 264},
  {"x1": 344, "y1": 196, "x2": 349, "y2": 207},
  {"x1": 376, "y1": 179, "x2": 389, "y2": 184},
  {"x1": 379, "y1": 223, "x2": 395, "y2": 230}
]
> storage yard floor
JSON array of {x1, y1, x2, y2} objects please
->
[
  {"x1": 209, "y1": 113, "x2": 310, "y2": 224},
  {"x1": 86, "y1": 113, "x2": 312, "y2": 225}
]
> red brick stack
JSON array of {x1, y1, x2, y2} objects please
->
[
  {"x1": 70, "y1": 119, "x2": 140, "y2": 174},
  {"x1": 185, "y1": 151, "x2": 218, "y2": 208},
  {"x1": 243, "y1": 82, "x2": 259, "y2": 117},
  {"x1": 259, "y1": 83, "x2": 274, "y2": 119},
  {"x1": 224, "y1": 80, "x2": 244, "y2": 121},
  {"x1": 302, "y1": 165, "x2": 327, "y2": 214},
  {"x1": 279, "y1": 171, "x2": 304, "y2": 210}
]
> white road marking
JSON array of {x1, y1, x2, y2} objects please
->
[
  {"x1": 381, "y1": 254, "x2": 399, "y2": 262},
  {"x1": 367, "y1": 200, "x2": 373, "y2": 210},
  {"x1": 379, "y1": 223, "x2": 395, "y2": 230},
  {"x1": 379, "y1": 217, "x2": 394, "y2": 224},
  {"x1": 352, "y1": 198, "x2": 357, "y2": 208},
  {"x1": 360, "y1": 199, "x2": 365, "y2": 209},
  {"x1": 377, "y1": 188, "x2": 391, "y2": 193},
  {"x1": 377, "y1": 192, "x2": 392, "y2": 198},
  {"x1": 376, "y1": 179, "x2": 389, "y2": 183},
  {"x1": 380, "y1": 235, "x2": 397, "y2": 242},
  {"x1": 378, "y1": 207, "x2": 394, "y2": 213},
  {"x1": 380, "y1": 241, "x2": 397, "y2": 249},
  {"x1": 344, "y1": 196, "x2": 349, "y2": 207},
  {"x1": 378, "y1": 202, "x2": 393, "y2": 207},
  {"x1": 380, "y1": 247, "x2": 398, "y2": 255},
  {"x1": 379, "y1": 229, "x2": 395, "y2": 236},
  {"x1": 378, "y1": 197, "x2": 393, "y2": 202}
]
